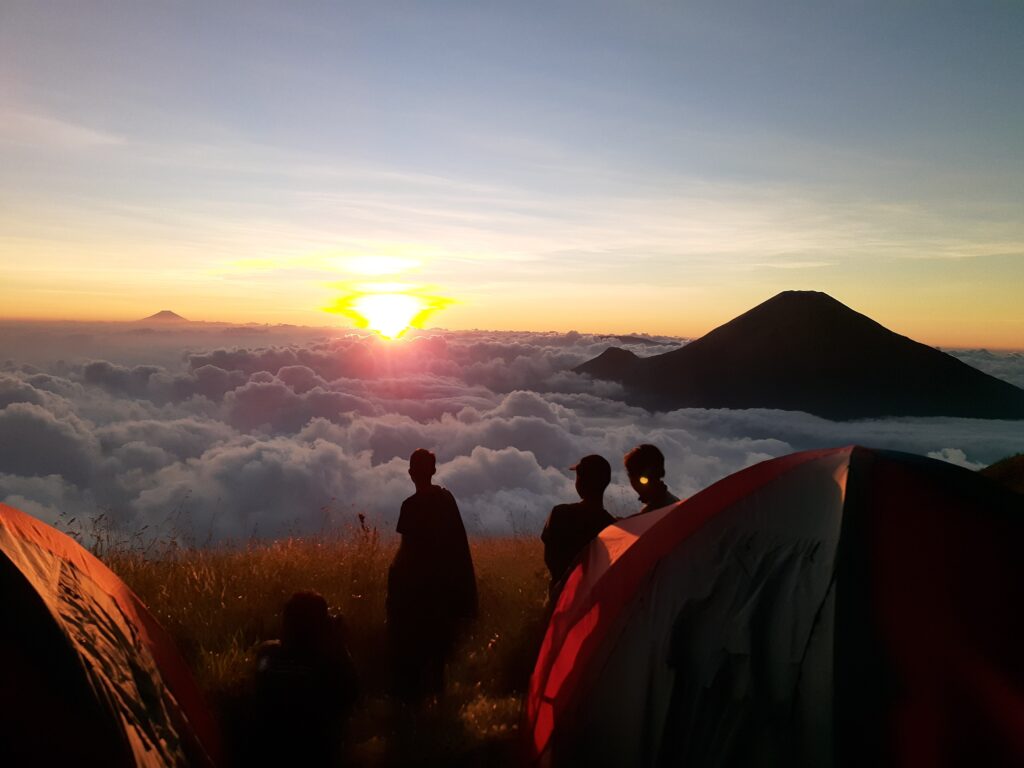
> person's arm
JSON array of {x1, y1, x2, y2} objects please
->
[
  {"x1": 388, "y1": 498, "x2": 413, "y2": 618},
  {"x1": 541, "y1": 508, "x2": 561, "y2": 578},
  {"x1": 396, "y1": 497, "x2": 411, "y2": 535}
]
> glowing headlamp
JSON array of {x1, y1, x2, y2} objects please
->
[{"x1": 639, "y1": 476, "x2": 650, "y2": 485}]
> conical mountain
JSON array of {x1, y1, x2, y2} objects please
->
[
  {"x1": 139, "y1": 310, "x2": 189, "y2": 322},
  {"x1": 576, "y1": 291, "x2": 1024, "y2": 420}
]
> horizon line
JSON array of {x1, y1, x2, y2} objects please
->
[{"x1": 0, "y1": 314, "x2": 1021, "y2": 353}]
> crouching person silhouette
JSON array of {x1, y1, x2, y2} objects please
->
[
  {"x1": 387, "y1": 449, "x2": 478, "y2": 705},
  {"x1": 253, "y1": 591, "x2": 359, "y2": 766}
]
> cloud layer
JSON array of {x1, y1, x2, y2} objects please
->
[{"x1": 2, "y1": 325, "x2": 1021, "y2": 541}]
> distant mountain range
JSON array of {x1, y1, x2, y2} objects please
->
[
  {"x1": 138, "y1": 310, "x2": 189, "y2": 322},
  {"x1": 576, "y1": 291, "x2": 1024, "y2": 420},
  {"x1": 595, "y1": 334, "x2": 674, "y2": 347}
]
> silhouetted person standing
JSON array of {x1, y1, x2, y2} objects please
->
[
  {"x1": 624, "y1": 443, "x2": 679, "y2": 515},
  {"x1": 387, "y1": 449, "x2": 477, "y2": 703},
  {"x1": 541, "y1": 454, "x2": 616, "y2": 598},
  {"x1": 252, "y1": 591, "x2": 359, "y2": 767}
]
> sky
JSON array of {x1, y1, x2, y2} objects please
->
[{"x1": 2, "y1": 1, "x2": 1023, "y2": 346}]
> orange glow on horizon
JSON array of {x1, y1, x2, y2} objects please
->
[{"x1": 2, "y1": 276, "x2": 1022, "y2": 350}]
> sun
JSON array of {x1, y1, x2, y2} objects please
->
[
  {"x1": 325, "y1": 288, "x2": 452, "y2": 339},
  {"x1": 350, "y1": 293, "x2": 426, "y2": 339},
  {"x1": 322, "y1": 253, "x2": 451, "y2": 338}
]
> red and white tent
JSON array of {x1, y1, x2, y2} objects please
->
[
  {"x1": 526, "y1": 446, "x2": 1024, "y2": 767},
  {"x1": 0, "y1": 502, "x2": 220, "y2": 767}
]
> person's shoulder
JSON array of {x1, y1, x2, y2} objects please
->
[
  {"x1": 549, "y1": 501, "x2": 584, "y2": 522},
  {"x1": 653, "y1": 491, "x2": 680, "y2": 510},
  {"x1": 543, "y1": 503, "x2": 571, "y2": 538},
  {"x1": 255, "y1": 639, "x2": 283, "y2": 671},
  {"x1": 256, "y1": 638, "x2": 281, "y2": 652},
  {"x1": 398, "y1": 493, "x2": 426, "y2": 534},
  {"x1": 433, "y1": 485, "x2": 462, "y2": 510},
  {"x1": 398, "y1": 494, "x2": 416, "y2": 520},
  {"x1": 551, "y1": 501, "x2": 581, "y2": 512}
]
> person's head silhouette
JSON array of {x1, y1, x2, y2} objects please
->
[
  {"x1": 281, "y1": 591, "x2": 332, "y2": 653},
  {"x1": 571, "y1": 454, "x2": 611, "y2": 504},
  {"x1": 408, "y1": 448, "x2": 437, "y2": 490},
  {"x1": 624, "y1": 443, "x2": 668, "y2": 505}
]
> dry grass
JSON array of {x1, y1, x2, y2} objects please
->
[{"x1": 102, "y1": 526, "x2": 549, "y2": 766}]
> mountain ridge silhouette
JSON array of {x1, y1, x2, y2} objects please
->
[{"x1": 576, "y1": 290, "x2": 1024, "y2": 420}]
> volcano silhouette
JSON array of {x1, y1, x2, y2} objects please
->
[
  {"x1": 139, "y1": 310, "x2": 189, "y2": 322},
  {"x1": 576, "y1": 291, "x2": 1024, "y2": 420}
]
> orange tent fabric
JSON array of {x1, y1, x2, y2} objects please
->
[{"x1": 0, "y1": 502, "x2": 219, "y2": 767}]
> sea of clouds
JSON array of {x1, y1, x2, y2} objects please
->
[{"x1": 1, "y1": 321, "x2": 1021, "y2": 541}]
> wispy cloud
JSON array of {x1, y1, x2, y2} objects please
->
[
  {"x1": 0, "y1": 110, "x2": 123, "y2": 149},
  {"x1": 745, "y1": 261, "x2": 837, "y2": 270}
]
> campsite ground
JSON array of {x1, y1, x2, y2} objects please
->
[{"x1": 103, "y1": 529, "x2": 548, "y2": 767}]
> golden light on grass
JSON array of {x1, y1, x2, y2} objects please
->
[{"x1": 103, "y1": 533, "x2": 547, "y2": 763}]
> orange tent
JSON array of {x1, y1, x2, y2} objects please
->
[{"x1": 0, "y1": 503, "x2": 219, "y2": 767}]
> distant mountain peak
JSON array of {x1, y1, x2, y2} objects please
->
[
  {"x1": 576, "y1": 347, "x2": 640, "y2": 381},
  {"x1": 758, "y1": 289, "x2": 849, "y2": 312},
  {"x1": 139, "y1": 310, "x2": 188, "y2": 322},
  {"x1": 766, "y1": 289, "x2": 833, "y2": 302},
  {"x1": 575, "y1": 290, "x2": 1024, "y2": 420}
]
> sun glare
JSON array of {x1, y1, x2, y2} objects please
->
[
  {"x1": 351, "y1": 293, "x2": 425, "y2": 338},
  {"x1": 323, "y1": 252, "x2": 450, "y2": 338},
  {"x1": 325, "y1": 287, "x2": 452, "y2": 339},
  {"x1": 343, "y1": 256, "x2": 421, "y2": 276}
]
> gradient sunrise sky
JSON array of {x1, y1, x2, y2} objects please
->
[{"x1": 2, "y1": 1, "x2": 1022, "y2": 347}]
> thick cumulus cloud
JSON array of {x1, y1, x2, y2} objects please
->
[
  {"x1": 0, "y1": 402, "x2": 100, "y2": 486},
  {"x1": 1, "y1": 326, "x2": 1022, "y2": 541}
]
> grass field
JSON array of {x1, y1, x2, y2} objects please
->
[{"x1": 102, "y1": 525, "x2": 549, "y2": 766}]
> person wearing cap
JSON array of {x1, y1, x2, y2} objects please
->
[
  {"x1": 624, "y1": 443, "x2": 679, "y2": 515},
  {"x1": 541, "y1": 454, "x2": 617, "y2": 597},
  {"x1": 386, "y1": 448, "x2": 477, "y2": 703}
]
